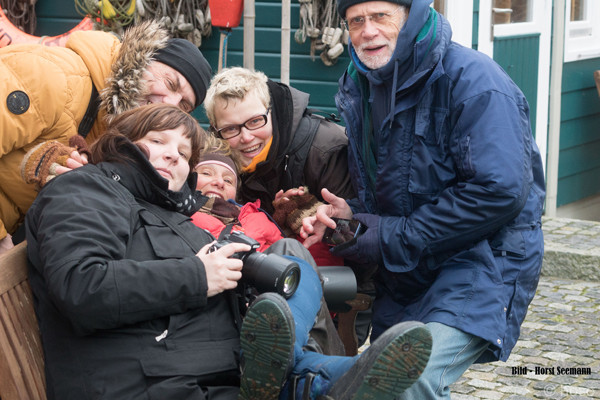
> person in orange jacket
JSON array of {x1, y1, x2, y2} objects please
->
[{"x1": 0, "y1": 19, "x2": 211, "y2": 254}]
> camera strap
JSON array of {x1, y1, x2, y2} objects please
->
[
  {"x1": 217, "y1": 224, "x2": 234, "y2": 241},
  {"x1": 77, "y1": 84, "x2": 100, "y2": 139}
]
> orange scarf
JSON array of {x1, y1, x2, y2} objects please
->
[{"x1": 242, "y1": 137, "x2": 273, "y2": 173}]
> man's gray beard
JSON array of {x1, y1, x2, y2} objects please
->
[
  {"x1": 355, "y1": 13, "x2": 406, "y2": 70},
  {"x1": 355, "y1": 42, "x2": 396, "y2": 70}
]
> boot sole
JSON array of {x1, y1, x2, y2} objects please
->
[
  {"x1": 238, "y1": 294, "x2": 295, "y2": 400},
  {"x1": 328, "y1": 321, "x2": 432, "y2": 400}
]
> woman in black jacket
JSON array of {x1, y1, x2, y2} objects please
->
[
  {"x1": 203, "y1": 67, "x2": 355, "y2": 215},
  {"x1": 26, "y1": 103, "x2": 251, "y2": 399}
]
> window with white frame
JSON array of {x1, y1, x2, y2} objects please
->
[
  {"x1": 490, "y1": 0, "x2": 544, "y2": 39},
  {"x1": 493, "y1": 0, "x2": 533, "y2": 24},
  {"x1": 564, "y1": 0, "x2": 600, "y2": 62}
]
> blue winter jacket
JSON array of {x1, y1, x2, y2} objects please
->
[{"x1": 335, "y1": 0, "x2": 545, "y2": 362}]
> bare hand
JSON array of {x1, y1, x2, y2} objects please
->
[
  {"x1": 300, "y1": 188, "x2": 352, "y2": 248},
  {"x1": 0, "y1": 234, "x2": 14, "y2": 255},
  {"x1": 196, "y1": 242, "x2": 251, "y2": 297},
  {"x1": 273, "y1": 186, "x2": 306, "y2": 205},
  {"x1": 54, "y1": 150, "x2": 88, "y2": 175}
]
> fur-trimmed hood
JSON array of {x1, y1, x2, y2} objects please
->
[
  {"x1": 0, "y1": 20, "x2": 178, "y2": 240},
  {"x1": 100, "y1": 19, "x2": 171, "y2": 116},
  {"x1": 64, "y1": 19, "x2": 174, "y2": 144},
  {"x1": 65, "y1": 20, "x2": 174, "y2": 143}
]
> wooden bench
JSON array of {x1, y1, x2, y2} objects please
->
[
  {"x1": 0, "y1": 243, "x2": 368, "y2": 399},
  {"x1": 336, "y1": 293, "x2": 372, "y2": 355},
  {"x1": 0, "y1": 242, "x2": 46, "y2": 400}
]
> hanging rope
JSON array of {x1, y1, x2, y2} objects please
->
[
  {"x1": 295, "y1": 0, "x2": 347, "y2": 66},
  {"x1": 0, "y1": 0, "x2": 37, "y2": 34},
  {"x1": 73, "y1": 0, "x2": 213, "y2": 46},
  {"x1": 220, "y1": 29, "x2": 231, "y2": 69}
]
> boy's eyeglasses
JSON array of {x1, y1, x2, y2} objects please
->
[
  {"x1": 212, "y1": 108, "x2": 271, "y2": 140},
  {"x1": 342, "y1": 7, "x2": 402, "y2": 32}
]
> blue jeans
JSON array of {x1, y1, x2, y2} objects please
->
[
  {"x1": 276, "y1": 254, "x2": 357, "y2": 399},
  {"x1": 397, "y1": 322, "x2": 488, "y2": 399},
  {"x1": 266, "y1": 239, "x2": 345, "y2": 356},
  {"x1": 284, "y1": 255, "x2": 358, "y2": 381}
]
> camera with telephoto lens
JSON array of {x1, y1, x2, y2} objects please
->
[{"x1": 209, "y1": 231, "x2": 300, "y2": 299}]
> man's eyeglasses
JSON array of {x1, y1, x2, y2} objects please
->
[
  {"x1": 212, "y1": 108, "x2": 271, "y2": 140},
  {"x1": 342, "y1": 7, "x2": 402, "y2": 32}
]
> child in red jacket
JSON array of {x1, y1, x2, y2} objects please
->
[
  {"x1": 192, "y1": 145, "x2": 342, "y2": 266},
  {"x1": 191, "y1": 147, "x2": 284, "y2": 251}
]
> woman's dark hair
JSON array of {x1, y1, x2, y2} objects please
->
[{"x1": 90, "y1": 103, "x2": 206, "y2": 168}]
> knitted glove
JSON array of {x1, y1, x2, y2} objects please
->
[
  {"x1": 68, "y1": 134, "x2": 91, "y2": 158},
  {"x1": 20, "y1": 141, "x2": 75, "y2": 190},
  {"x1": 331, "y1": 213, "x2": 382, "y2": 265},
  {"x1": 272, "y1": 187, "x2": 324, "y2": 235}
]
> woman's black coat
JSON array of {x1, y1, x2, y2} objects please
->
[{"x1": 25, "y1": 143, "x2": 243, "y2": 400}]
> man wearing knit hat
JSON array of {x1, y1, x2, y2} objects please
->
[
  {"x1": 152, "y1": 37, "x2": 212, "y2": 111},
  {"x1": 0, "y1": 20, "x2": 212, "y2": 254},
  {"x1": 301, "y1": 0, "x2": 545, "y2": 398}
]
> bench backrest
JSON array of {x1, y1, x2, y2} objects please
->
[{"x1": 0, "y1": 242, "x2": 46, "y2": 400}]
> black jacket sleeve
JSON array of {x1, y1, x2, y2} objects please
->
[{"x1": 26, "y1": 169, "x2": 209, "y2": 335}]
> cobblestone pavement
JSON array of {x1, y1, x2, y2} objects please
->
[
  {"x1": 450, "y1": 277, "x2": 600, "y2": 399},
  {"x1": 541, "y1": 217, "x2": 600, "y2": 281},
  {"x1": 356, "y1": 218, "x2": 600, "y2": 398}
]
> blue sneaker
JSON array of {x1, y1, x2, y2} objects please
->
[
  {"x1": 321, "y1": 321, "x2": 432, "y2": 400},
  {"x1": 239, "y1": 293, "x2": 295, "y2": 400}
]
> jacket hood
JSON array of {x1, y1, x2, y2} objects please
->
[
  {"x1": 288, "y1": 85, "x2": 310, "y2": 135},
  {"x1": 100, "y1": 20, "x2": 171, "y2": 116},
  {"x1": 349, "y1": 0, "x2": 446, "y2": 84},
  {"x1": 66, "y1": 29, "x2": 120, "y2": 96},
  {"x1": 265, "y1": 81, "x2": 310, "y2": 162},
  {"x1": 347, "y1": 0, "x2": 451, "y2": 125}
]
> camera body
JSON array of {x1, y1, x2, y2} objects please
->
[{"x1": 210, "y1": 231, "x2": 300, "y2": 299}]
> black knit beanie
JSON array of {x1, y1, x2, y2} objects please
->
[
  {"x1": 154, "y1": 38, "x2": 212, "y2": 108},
  {"x1": 337, "y1": 0, "x2": 412, "y2": 18}
]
